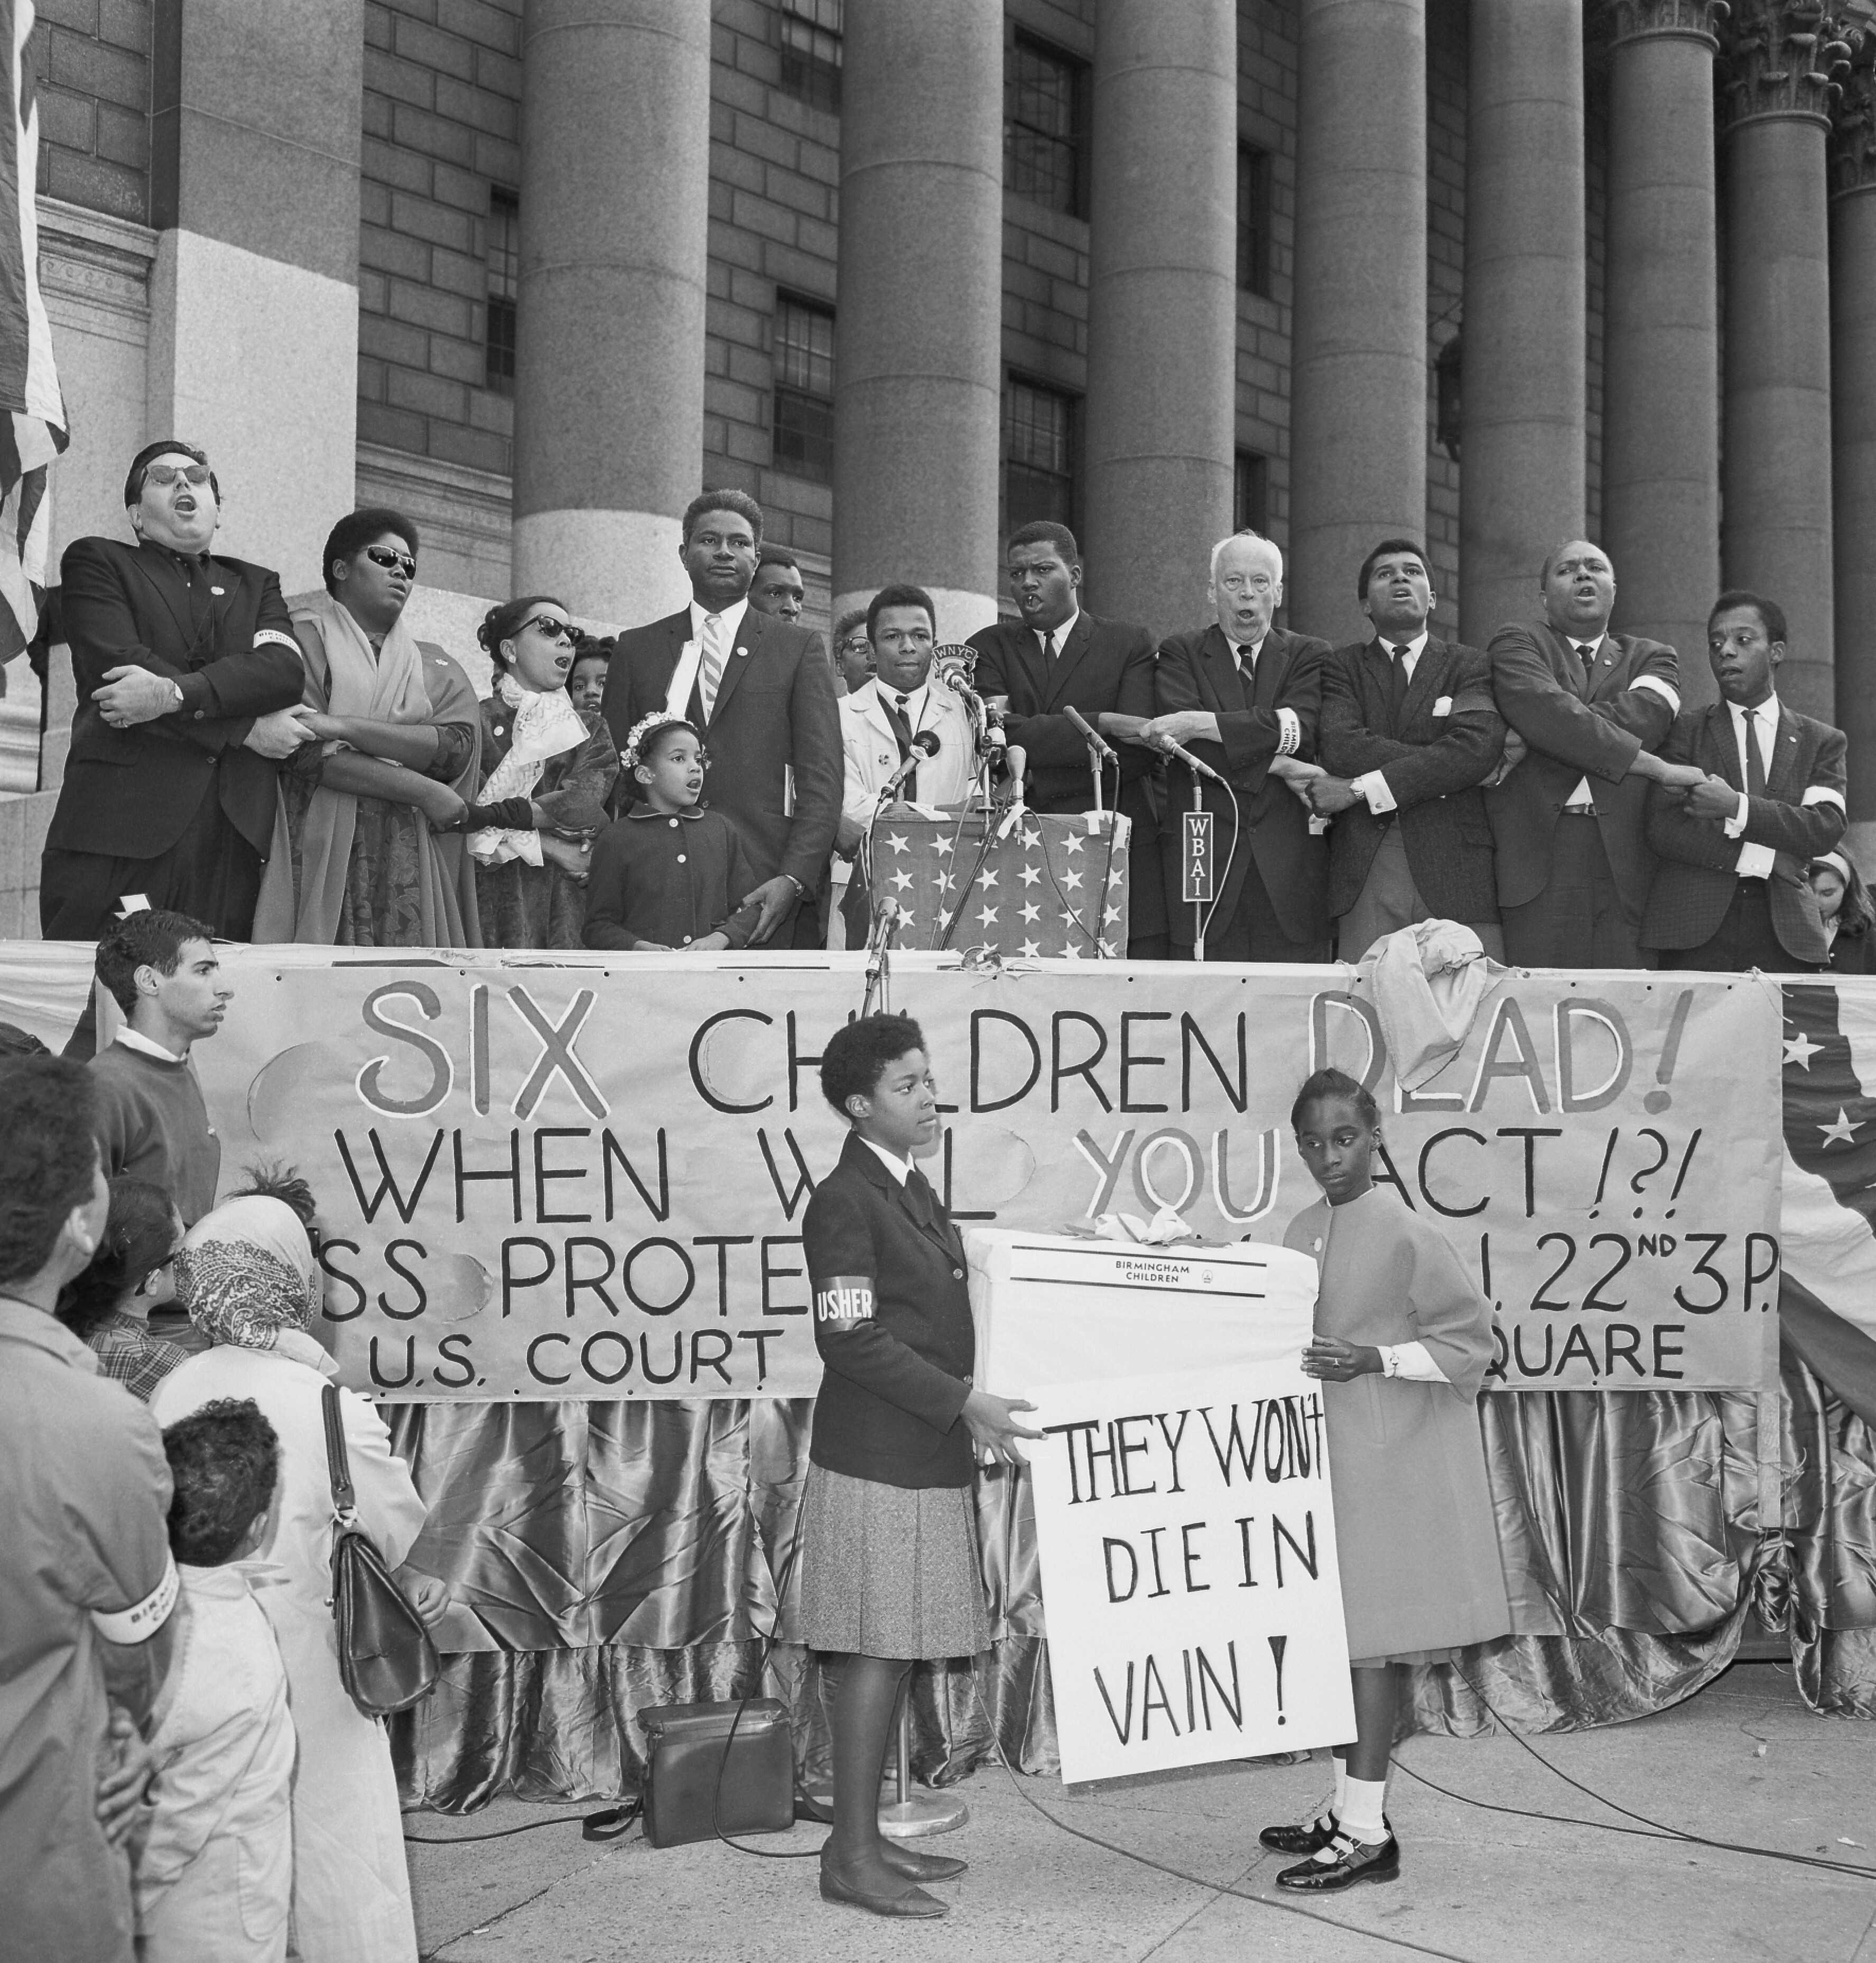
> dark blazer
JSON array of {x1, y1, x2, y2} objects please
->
[
  {"x1": 1641, "y1": 701, "x2": 1847, "y2": 964},
  {"x1": 1828, "y1": 921, "x2": 1876, "y2": 974},
  {"x1": 1318, "y1": 635, "x2": 1505, "y2": 923},
  {"x1": 1154, "y1": 622, "x2": 1332, "y2": 948},
  {"x1": 601, "y1": 602, "x2": 841, "y2": 897},
  {"x1": 44, "y1": 535, "x2": 302, "y2": 860},
  {"x1": 802, "y1": 1131, "x2": 974, "y2": 1490},
  {"x1": 968, "y1": 608, "x2": 1165, "y2": 938},
  {"x1": 1484, "y1": 620, "x2": 1679, "y2": 918}
]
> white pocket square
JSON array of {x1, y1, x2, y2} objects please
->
[{"x1": 1432, "y1": 695, "x2": 1453, "y2": 717}]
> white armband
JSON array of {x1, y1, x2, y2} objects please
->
[
  {"x1": 253, "y1": 629, "x2": 302, "y2": 655},
  {"x1": 91, "y1": 1551, "x2": 178, "y2": 1644},
  {"x1": 1630, "y1": 675, "x2": 1681, "y2": 713},
  {"x1": 1804, "y1": 786, "x2": 1847, "y2": 813},
  {"x1": 1275, "y1": 706, "x2": 1300, "y2": 757}
]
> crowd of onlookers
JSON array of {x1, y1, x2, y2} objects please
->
[
  {"x1": 29, "y1": 434, "x2": 1872, "y2": 980},
  {"x1": 2, "y1": 904, "x2": 438, "y2": 1961},
  {"x1": 6, "y1": 432, "x2": 1873, "y2": 1959}
]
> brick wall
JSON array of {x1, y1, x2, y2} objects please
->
[
  {"x1": 358, "y1": 0, "x2": 521, "y2": 480},
  {"x1": 33, "y1": 0, "x2": 151, "y2": 224},
  {"x1": 1425, "y1": 0, "x2": 1465, "y2": 624},
  {"x1": 703, "y1": 0, "x2": 840, "y2": 563},
  {"x1": 1237, "y1": 0, "x2": 1296, "y2": 562}
]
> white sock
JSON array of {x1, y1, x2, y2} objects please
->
[
  {"x1": 1331, "y1": 1756, "x2": 1348, "y2": 1820},
  {"x1": 1339, "y1": 1774, "x2": 1388, "y2": 1844}
]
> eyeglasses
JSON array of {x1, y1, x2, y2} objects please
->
[
  {"x1": 521, "y1": 615, "x2": 578, "y2": 643},
  {"x1": 364, "y1": 545, "x2": 417, "y2": 578},
  {"x1": 144, "y1": 463, "x2": 212, "y2": 490}
]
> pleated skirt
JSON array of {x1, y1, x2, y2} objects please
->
[{"x1": 797, "y1": 1463, "x2": 991, "y2": 1661}]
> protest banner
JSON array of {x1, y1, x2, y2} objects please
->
[
  {"x1": 1025, "y1": 1364, "x2": 1356, "y2": 1783},
  {"x1": 192, "y1": 948, "x2": 1782, "y2": 1400}
]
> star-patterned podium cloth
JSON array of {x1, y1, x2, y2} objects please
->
[{"x1": 862, "y1": 808, "x2": 1129, "y2": 956}]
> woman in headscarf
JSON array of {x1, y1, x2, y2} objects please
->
[
  {"x1": 469, "y1": 593, "x2": 619, "y2": 947},
  {"x1": 151, "y1": 1197, "x2": 440, "y2": 1963},
  {"x1": 253, "y1": 508, "x2": 484, "y2": 947}
]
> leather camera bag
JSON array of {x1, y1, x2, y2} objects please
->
[
  {"x1": 322, "y1": 1381, "x2": 439, "y2": 1717},
  {"x1": 638, "y1": 1699, "x2": 795, "y2": 1848}
]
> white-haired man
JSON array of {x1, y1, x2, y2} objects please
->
[{"x1": 1147, "y1": 530, "x2": 1332, "y2": 961}]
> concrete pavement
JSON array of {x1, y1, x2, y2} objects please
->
[{"x1": 404, "y1": 1661, "x2": 1876, "y2": 1962}]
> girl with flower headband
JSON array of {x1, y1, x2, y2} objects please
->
[{"x1": 581, "y1": 713, "x2": 766, "y2": 951}]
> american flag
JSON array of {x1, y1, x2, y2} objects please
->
[
  {"x1": 867, "y1": 810, "x2": 1130, "y2": 958},
  {"x1": 0, "y1": 0, "x2": 66, "y2": 666}
]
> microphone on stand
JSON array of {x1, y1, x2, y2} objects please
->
[
  {"x1": 1064, "y1": 704, "x2": 1118, "y2": 760},
  {"x1": 876, "y1": 729, "x2": 942, "y2": 802},
  {"x1": 1158, "y1": 737, "x2": 1226, "y2": 785}
]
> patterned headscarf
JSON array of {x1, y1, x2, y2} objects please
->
[{"x1": 176, "y1": 1196, "x2": 320, "y2": 1350}]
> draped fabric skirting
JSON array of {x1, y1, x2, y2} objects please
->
[{"x1": 387, "y1": 1357, "x2": 1876, "y2": 1815}]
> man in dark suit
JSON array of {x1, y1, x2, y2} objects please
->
[
  {"x1": 1485, "y1": 538, "x2": 1707, "y2": 967},
  {"x1": 966, "y1": 522, "x2": 1167, "y2": 956},
  {"x1": 601, "y1": 489, "x2": 841, "y2": 947},
  {"x1": 1642, "y1": 590, "x2": 1847, "y2": 970},
  {"x1": 1147, "y1": 529, "x2": 1332, "y2": 962},
  {"x1": 1308, "y1": 539, "x2": 1506, "y2": 961},
  {"x1": 39, "y1": 441, "x2": 309, "y2": 943}
]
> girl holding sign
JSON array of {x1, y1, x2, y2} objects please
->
[
  {"x1": 798, "y1": 1013, "x2": 1042, "y2": 1919},
  {"x1": 1262, "y1": 1067, "x2": 1510, "y2": 1892}
]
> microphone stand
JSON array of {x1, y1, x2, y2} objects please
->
[
  {"x1": 1191, "y1": 770, "x2": 1207, "y2": 962},
  {"x1": 861, "y1": 898, "x2": 900, "y2": 1016}
]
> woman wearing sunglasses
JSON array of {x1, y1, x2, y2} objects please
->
[
  {"x1": 469, "y1": 594, "x2": 620, "y2": 946},
  {"x1": 254, "y1": 508, "x2": 485, "y2": 946}
]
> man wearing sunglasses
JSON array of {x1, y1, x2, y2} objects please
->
[{"x1": 39, "y1": 440, "x2": 310, "y2": 948}]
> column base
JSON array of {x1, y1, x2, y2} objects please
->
[{"x1": 511, "y1": 508, "x2": 691, "y2": 632}]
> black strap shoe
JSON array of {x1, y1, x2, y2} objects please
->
[
  {"x1": 1275, "y1": 1830, "x2": 1401, "y2": 1892},
  {"x1": 1259, "y1": 1810, "x2": 1339, "y2": 1855}
]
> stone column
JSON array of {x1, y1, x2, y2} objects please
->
[
  {"x1": 1832, "y1": 46, "x2": 1876, "y2": 860},
  {"x1": 512, "y1": 0, "x2": 709, "y2": 626},
  {"x1": 1719, "y1": 5, "x2": 1850, "y2": 721},
  {"x1": 1601, "y1": 0, "x2": 1723, "y2": 702},
  {"x1": 1288, "y1": 0, "x2": 1427, "y2": 644},
  {"x1": 832, "y1": 2, "x2": 1003, "y2": 641},
  {"x1": 147, "y1": 0, "x2": 363, "y2": 584},
  {"x1": 1082, "y1": 1, "x2": 1237, "y2": 636},
  {"x1": 1459, "y1": 1, "x2": 1587, "y2": 645}
]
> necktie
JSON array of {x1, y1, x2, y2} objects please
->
[
  {"x1": 1744, "y1": 708, "x2": 1767, "y2": 796},
  {"x1": 1041, "y1": 630, "x2": 1056, "y2": 664},
  {"x1": 698, "y1": 613, "x2": 726, "y2": 719},
  {"x1": 886, "y1": 692, "x2": 917, "y2": 798},
  {"x1": 1387, "y1": 644, "x2": 1411, "y2": 724},
  {"x1": 906, "y1": 1165, "x2": 939, "y2": 1227}
]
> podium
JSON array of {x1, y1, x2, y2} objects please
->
[
  {"x1": 861, "y1": 810, "x2": 1129, "y2": 957},
  {"x1": 963, "y1": 1229, "x2": 1318, "y2": 1394}
]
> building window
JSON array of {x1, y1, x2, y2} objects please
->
[
  {"x1": 1235, "y1": 452, "x2": 1269, "y2": 535},
  {"x1": 1004, "y1": 34, "x2": 1086, "y2": 218},
  {"x1": 485, "y1": 188, "x2": 518, "y2": 395},
  {"x1": 774, "y1": 295, "x2": 836, "y2": 482},
  {"x1": 777, "y1": 0, "x2": 842, "y2": 115},
  {"x1": 1237, "y1": 146, "x2": 1271, "y2": 297},
  {"x1": 1002, "y1": 377, "x2": 1078, "y2": 535}
]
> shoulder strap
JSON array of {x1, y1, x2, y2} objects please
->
[{"x1": 322, "y1": 1380, "x2": 356, "y2": 1517}]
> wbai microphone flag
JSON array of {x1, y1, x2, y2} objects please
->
[{"x1": 0, "y1": 0, "x2": 64, "y2": 667}]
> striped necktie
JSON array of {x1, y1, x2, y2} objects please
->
[{"x1": 698, "y1": 613, "x2": 727, "y2": 719}]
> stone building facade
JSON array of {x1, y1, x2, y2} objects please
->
[{"x1": 4, "y1": 0, "x2": 1876, "y2": 932}]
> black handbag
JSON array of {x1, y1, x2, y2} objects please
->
[
  {"x1": 638, "y1": 1699, "x2": 795, "y2": 1848},
  {"x1": 321, "y1": 1381, "x2": 439, "y2": 1718}
]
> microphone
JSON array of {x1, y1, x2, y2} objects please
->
[
  {"x1": 1064, "y1": 704, "x2": 1117, "y2": 760},
  {"x1": 1159, "y1": 737, "x2": 1225, "y2": 785},
  {"x1": 878, "y1": 729, "x2": 941, "y2": 801}
]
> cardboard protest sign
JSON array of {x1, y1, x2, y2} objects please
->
[
  {"x1": 192, "y1": 949, "x2": 1780, "y2": 1399},
  {"x1": 1026, "y1": 1367, "x2": 1356, "y2": 1783}
]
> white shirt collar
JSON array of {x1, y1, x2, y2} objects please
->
[
  {"x1": 881, "y1": 677, "x2": 932, "y2": 724},
  {"x1": 1036, "y1": 607, "x2": 1079, "y2": 654},
  {"x1": 1374, "y1": 628, "x2": 1429, "y2": 664},
  {"x1": 1729, "y1": 691, "x2": 1779, "y2": 728},
  {"x1": 688, "y1": 595, "x2": 750, "y2": 645},
  {"x1": 115, "y1": 1027, "x2": 187, "y2": 1064},
  {"x1": 1568, "y1": 630, "x2": 1605, "y2": 657},
  {"x1": 1229, "y1": 630, "x2": 1267, "y2": 667},
  {"x1": 859, "y1": 1136, "x2": 914, "y2": 1185}
]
